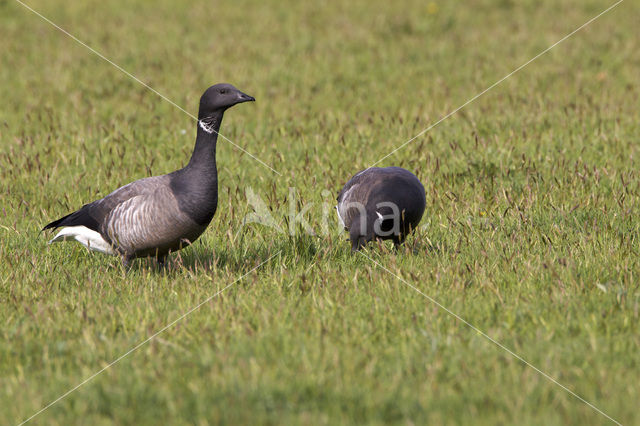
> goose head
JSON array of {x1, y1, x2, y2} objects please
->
[{"x1": 198, "y1": 83, "x2": 255, "y2": 120}]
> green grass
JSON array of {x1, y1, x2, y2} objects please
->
[{"x1": 1, "y1": 0, "x2": 639, "y2": 424}]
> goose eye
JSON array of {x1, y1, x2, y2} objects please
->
[{"x1": 219, "y1": 89, "x2": 227, "y2": 94}]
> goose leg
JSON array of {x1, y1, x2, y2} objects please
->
[
  {"x1": 393, "y1": 235, "x2": 405, "y2": 251},
  {"x1": 349, "y1": 216, "x2": 370, "y2": 252},
  {"x1": 156, "y1": 255, "x2": 168, "y2": 269},
  {"x1": 351, "y1": 236, "x2": 368, "y2": 252},
  {"x1": 121, "y1": 255, "x2": 132, "y2": 269}
]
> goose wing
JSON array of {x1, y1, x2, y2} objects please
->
[
  {"x1": 336, "y1": 169, "x2": 379, "y2": 229},
  {"x1": 42, "y1": 175, "x2": 171, "y2": 234},
  {"x1": 336, "y1": 169, "x2": 371, "y2": 204},
  {"x1": 103, "y1": 184, "x2": 203, "y2": 257}
]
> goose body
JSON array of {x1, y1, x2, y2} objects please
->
[
  {"x1": 336, "y1": 167, "x2": 426, "y2": 251},
  {"x1": 43, "y1": 83, "x2": 255, "y2": 265}
]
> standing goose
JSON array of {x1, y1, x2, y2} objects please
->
[
  {"x1": 43, "y1": 83, "x2": 255, "y2": 266},
  {"x1": 336, "y1": 167, "x2": 426, "y2": 251}
]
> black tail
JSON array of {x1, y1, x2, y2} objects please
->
[
  {"x1": 42, "y1": 206, "x2": 101, "y2": 232},
  {"x1": 42, "y1": 212, "x2": 75, "y2": 231}
]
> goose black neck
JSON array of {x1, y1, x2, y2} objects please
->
[{"x1": 186, "y1": 111, "x2": 224, "y2": 170}]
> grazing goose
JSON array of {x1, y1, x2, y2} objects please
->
[
  {"x1": 336, "y1": 167, "x2": 426, "y2": 251},
  {"x1": 43, "y1": 83, "x2": 255, "y2": 266}
]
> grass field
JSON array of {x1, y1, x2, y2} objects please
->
[{"x1": 1, "y1": 0, "x2": 639, "y2": 424}]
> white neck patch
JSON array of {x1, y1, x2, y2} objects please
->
[{"x1": 199, "y1": 119, "x2": 216, "y2": 134}]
